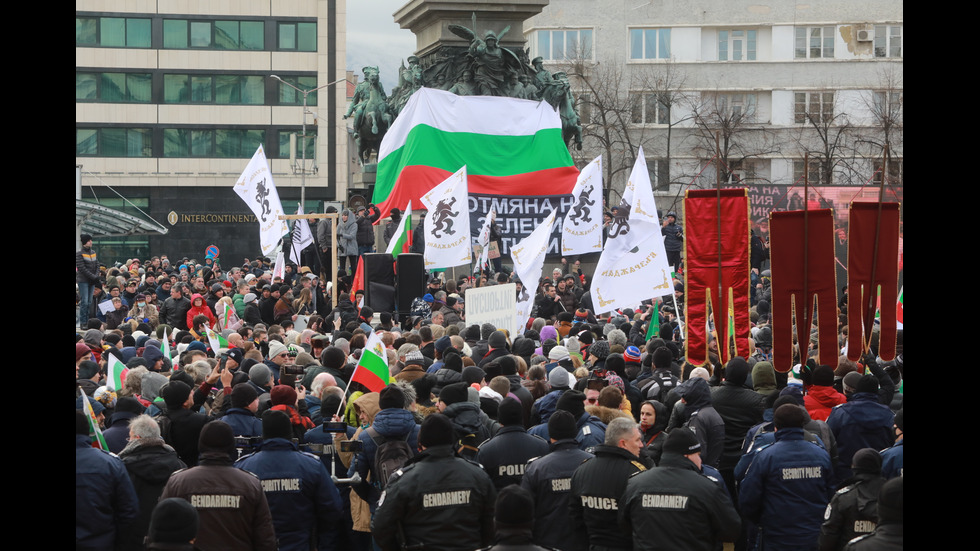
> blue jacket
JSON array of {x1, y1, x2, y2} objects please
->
[
  {"x1": 826, "y1": 393, "x2": 894, "y2": 481},
  {"x1": 530, "y1": 389, "x2": 563, "y2": 425},
  {"x1": 520, "y1": 439, "x2": 593, "y2": 551},
  {"x1": 880, "y1": 439, "x2": 903, "y2": 479},
  {"x1": 217, "y1": 408, "x2": 263, "y2": 437},
  {"x1": 738, "y1": 428, "x2": 833, "y2": 551},
  {"x1": 103, "y1": 410, "x2": 138, "y2": 454},
  {"x1": 349, "y1": 407, "x2": 420, "y2": 508},
  {"x1": 528, "y1": 411, "x2": 606, "y2": 451},
  {"x1": 235, "y1": 438, "x2": 343, "y2": 551},
  {"x1": 76, "y1": 434, "x2": 139, "y2": 551}
]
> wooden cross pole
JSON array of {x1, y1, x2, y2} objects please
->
[{"x1": 279, "y1": 212, "x2": 340, "y2": 308}]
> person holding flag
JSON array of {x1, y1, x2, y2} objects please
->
[{"x1": 384, "y1": 202, "x2": 413, "y2": 258}]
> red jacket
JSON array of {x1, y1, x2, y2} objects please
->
[
  {"x1": 804, "y1": 385, "x2": 847, "y2": 421},
  {"x1": 186, "y1": 293, "x2": 216, "y2": 330}
]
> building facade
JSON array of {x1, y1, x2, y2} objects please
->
[
  {"x1": 76, "y1": 0, "x2": 347, "y2": 263},
  {"x1": 524, "y1": 0, "x2": 903, "y2": 220}
]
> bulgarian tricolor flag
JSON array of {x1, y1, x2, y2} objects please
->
[
  {"x1": 222, "y1": 301, "x2": 234, "y2": 330},
  {"x1": 205, "y1": 324, "x2": 229, "y2": 352},
  {"x1": 349, "y1": 332, "x2": 390, "y2": 393},
  {"x1": 896, "y1": 287, "x2": 903, "y2": 329},
  {"x1": 161, "y1": 328, "x2": 172, "y2": 361},
  {"x1": 372, "y1": 87, "x2": 577, "y2": 216},
  {"x1": 384, "y1": 200, "x2": 413, "y2": 258},
  {"x1": 106, "y1": 354, "x2": 128, "y2": 392},
  {"x1": 81, "y1": 393, "x2": 109, "y2": 451}
]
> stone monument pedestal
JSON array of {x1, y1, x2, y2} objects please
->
[{"x1": 394, "y1": 0, "x2": 549, "y2": 59}]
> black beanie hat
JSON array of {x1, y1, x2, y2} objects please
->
[
  {"x1": 320, "y1": 346, "x2": 347, "y2": 369},
  {"x1": 148, "y1": 498, "x2": 199, "y2": 545},
  {"x1": 812, "y1": 365, "x2": 835, "y2": 387},
  {"x1": 379, "y1": 385, "x2": 405, "y2": 410},
  {"x1": 439, "y1": 382, "x2": 469, "y2": 406},
  {"x1": 663, "y1": 428, "x2": 701, "y2": 456},
  {"x1": 494, "y1": 485, "x2": 535, "y2": 527},
  {"x1": 462, "y1": 366, "x2": 486, "y2": 386},
  {"x1": 497, "y1": 398, "x2": 524, "y2": 426},
  {"x1": 115, "y1": 396, "x2": 145, "y2": 415},
  {"x1": 773, "y1": 404, "x2": 807, "y2": 429},
  {"x1": 418, "y1": 413, "x2": 455, "y2": 447},
  {"x1": 231, "y1": 383, "x2": 259, "y2": 409},
  {"x1": 851, "y1": 448, "x2": 883, "y2": 475},
  {"x1": 548, "y1": 410, "x2": 578, "y2": 441},
  {"x1": 556, "y1": 390, "x2": 586, "y2": 419},
  {"x1": 78, "y1": 360, "x2": 101, "y2": 380},
  {"x1": 498, "y1": 355, "x2": 518, "y2": 376},
  {"x1": 725, "y1": 357, "x2": 750, "y2": 386},
  {"x1": 198, "y1": 421, "x2": 236, "y2": 460},
  {"x1": 652, "y1": 347, "x2": 673, "y2": 370},
  {"x1": 856, "y1": 374, "x2": 879, "y2": 394},
  {"x1": 162, "y1": 380, "x2": 192, "y2": 409},
  {"x1": 261, "y1": 409, "x2": 293, "y2": 440}
]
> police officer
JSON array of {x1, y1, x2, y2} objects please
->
[
  {"x1": 160, "y1": 422, "x2": 276, "y2": 551},
  {"x1": 235, "y1": 410, "x2": 343, "y2": 551},
  {"x1": 521, "y1": 410, "x2": 593, "y2": 551},
  {"x1": 569, "y1": 417, "x2": 649, "y2": 551},
  {"x1": 477, "y1": 398, "x2": 550, "y2": 489},
  {"x1": 372, "y1": 413, "x2": 497, "y2": 551},
  {"x1": 619, "y1": 429, "x2": 741, "y2": 551},
  {"x1": 739, "y1": 404, "x2": 834, "y2": 551},
  {"x1": 819, "y1": 449, "x2": 886, "y2": 551}
]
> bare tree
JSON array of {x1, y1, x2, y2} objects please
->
[
  {"x1": 857, "y1": 67, "x2": 903, "y2": 185},
  {"x1": 566, "y1": 56, "x2": 688, "y2": 204},
  {"x1": 792, "y1": 90, "x2": 855, "y2": 186},
  {"x1": 689, "y1": 88, "x2": 780, "y2": 187}
]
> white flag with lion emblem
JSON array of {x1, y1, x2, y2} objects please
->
[{"x1": 421, "y1": 166, "x2": 471, "y2": 270}]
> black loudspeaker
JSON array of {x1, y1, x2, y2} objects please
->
[
  {"x1": 361, "y1": 253, "x2": 395, "y2": 313},
  {"x1": 396, "y1": 253, "x2": 426, "y2": 316}
]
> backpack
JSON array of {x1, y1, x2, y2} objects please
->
[
  {"x1": 640, "y1": 371, "x2": 678, "y2": 403},
  {"x1": 366, "y1": 427, "x2": 415, "y2": 489}
]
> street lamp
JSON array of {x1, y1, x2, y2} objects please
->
[{"x1": 269, "y1": 75, "x2": 346, "y2": 207}]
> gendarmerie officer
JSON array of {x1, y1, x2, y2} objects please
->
[
  {"x1": 477, "y1": 398, "x2": 550, "y2": 489},
  {"x1": 372, "y1": 414, "x2": 497, "y2": 551},
  {"x1": 569, "y1": 417, "x2": 650, "y2": 551},
  {"x1": 619, "y1": 429, "x2": 741, "y2": 551}
]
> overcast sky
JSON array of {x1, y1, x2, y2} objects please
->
[{"x1": 347, "y1": 0, "x2": 417, "y2": 91}]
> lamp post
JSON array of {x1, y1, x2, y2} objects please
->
[{"x1": 269, "y1": 75, "x2": 345, "y2": 207}]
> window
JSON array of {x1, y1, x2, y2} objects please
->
[
  {"x1": 279, "y1": 76, "x2": 318, "y2": 106},
  {"x1": 163, "y1": 19, "x2": 264, "y2": 50},
  {"x1": 874, "y1": 25, "x2": 902, "y2": 58},
  {"x1": 163, "y1": 128, "x2": 265, "y2": 158},
  {"x1": 75, "y1": 17, "x2": 151, "y2": 48},
  {"x1": 630, "y1": 28, "x2": 670, "y2": 60},
  {"x1": 872, "y1": 91, "x2": 903, "y2": 119},
  {"x1": 873, "y1": 159, "x2": 903, "y2": 186},
  {"x1": 76, "y1": 128, "x2": 152, "y2": 157},
  {"x1": 76, "y1": 72, "x2": 152, "y2": 103},
  {"x1": 648, "y1": 159, "x2": 670, "y2": 189},
  {"x1": 575, "y1": 92, "x2": 592, "y2": 126},
  {"x1": 631, "y1": 92, "x2": 670, "y2": 125},
  {"x1": 795, "y1": 92, "x2": 835, "y2": 124},
  {"x1": 535, "y1": 28, "x2": 594, "y2": 60},
  {"x1": 795, "y1": 26, "x2": 835, "y2": 59},
  {"x1": 163, "y1": 74, "x2": 264, "y2": 104},
  {"x1": 278, "y1": 22, "x2": 316, "y2": 51},
  {"x1": 726, "y1": 159, "x2": 762, "y2": 184},
  {"x1": 718, "y1": 30, "x2": 757, "y2": 61},
  {"x1": 708, "y1": 93, "x2": 757, "y2": 121},
  {"x1": 793, "y1": 160, "x2": 831, "y2": 185},
  {"x1": 278, "y1": 130, "x2": 317, "y2": 159}
]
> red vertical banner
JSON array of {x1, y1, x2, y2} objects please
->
[
  {"x1": 769, "y1": 209, "x2": 839, "y2": 373},
  {"x1": 683, "y1": 189, "x2": 751, "y2": 366},
  {"x1": 847, "y1": 202, "x2": 900, "y2": 362}
]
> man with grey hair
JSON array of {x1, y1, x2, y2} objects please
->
[
  {"x1": 570, "y1": 417, "x2": 649, "y2": 550},
  {"x1": 119, "y1": 414, "x2": 187, "y2": 549}
]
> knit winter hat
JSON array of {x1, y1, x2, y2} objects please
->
[
  {"x1": 230, "y1": 383, "x2": 259, "y2": 409},
  {"x1": 147, "y1": 498, "x2": 199, "y2": 545},
  {"x1": 663, "y1": 428, "x2": 701, "y2": 456},
  {"x1": 270, "y1": 384, "x2": 297, "y2": 406},
  {"x1": 261, "y1": 409, "x2": 293, "y2": 439}
]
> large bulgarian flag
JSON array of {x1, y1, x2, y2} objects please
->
[
  {"x1": 384, "y1": 200, "x2": 413, "y2": 258},
  {"x1": 373, "y1": 87, "x2": 578, "y2": 216},
  {"x1": 349, "y1": 332, "x2": 390, "y2": 393}
]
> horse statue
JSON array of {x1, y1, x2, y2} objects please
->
[{"x1": 344, "y1": 66, "x2": 392, "y2": 165}]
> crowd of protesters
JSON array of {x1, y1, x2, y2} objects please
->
[{"x1": 76, "y1": 213, "x2": 903, "y2": 551}]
